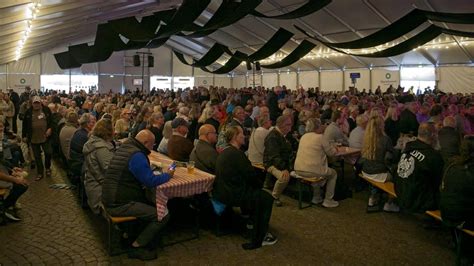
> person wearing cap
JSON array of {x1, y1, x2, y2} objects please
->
[
  {"x1": 22, "y1": 96, "x2": 53, "y2": 181},
  {"x1": 167, "y1": 117, "x2": 194, "y2": 162}
]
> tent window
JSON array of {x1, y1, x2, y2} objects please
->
[{"x1": 400, "y1": 66, "x2": 435, "y2": 93}]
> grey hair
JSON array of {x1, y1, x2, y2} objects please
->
[
  {"x1": 78, "y1": 113, "x2": 94, "y2": 127},
  {"x1": 305, "y1": 118, "x2": 321, "y2": 133}
]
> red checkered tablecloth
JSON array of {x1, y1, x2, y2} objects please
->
[{"x1": 149, "y1": 151, "x2": 215, "y2": 221}]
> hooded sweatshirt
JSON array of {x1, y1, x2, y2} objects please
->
[{"x1": 395, "y1": 139, "x2": 444, "y2": 213}]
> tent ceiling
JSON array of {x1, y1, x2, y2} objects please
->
[{"x1": 1, "y1": 0, "x2": 474, "y2": 72}]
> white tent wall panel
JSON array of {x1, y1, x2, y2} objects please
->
[
  {"x1": 7, "y1": 54, "x2": 41, "y2": 91},
  {"x1": 99, "y1": 51, "x2": 124, "y2": 74},
  {"x1": 246, "y1": 74, "x2": 262, "y2": 88},
  {"x1": 195, "y1": 76, "x2": 213, "y2": 87},
  {"x1": 98, "y1": 51, "x2": 124, "y2": 94},
  {"x1": 233, "y1": 75, "x2": 247, "y2": 88},
  {"x1": 99, "y1": 75, "x2": 123, "y2": 93},
  {"x1": 172, "y1": 53, "x2": 192, "y2": 77},
  {"x1": 8, "y1": 74, "x2": 40, "y2": 92},
  {"x1": 214, "y1": 75, "x2": 231, "y2": 88},
  {"x1": 438, "y1": 66, "x2": 474, "y2": 93},
  {"x1": 193, "y1": 67, "x2": 210, "y2": 77},
  {"x1": 262, "y1": 73, "x2": 278, "y2": 89},
  {"x1": 371, "y1": 69, "x2": 400, "y2": 90},
  {"x1": 150, "y1": 46, "x2": 172, "y2": 76},
  {"x1": 8, "y1": 54, "x2": 40, "y2": 74},
  {"x1": 344, "y1": 69, "x2": 370, "y2": 91},
  {"x1": 320, "y1": 71, "x2": 343, "y2": 91},
  {"x1": 41, "y1": 47, "x2": 68, "y2": 75},
  {"x1": 279, "y1": 72, "x2": 297, "y2": 90},
  {"x1": 298, "y1": 71, "x2": 319, "y2": 89}
]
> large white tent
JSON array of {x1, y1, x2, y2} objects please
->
[{"x1": 1, "y1": 0, "x2": 474, "y2": 93}]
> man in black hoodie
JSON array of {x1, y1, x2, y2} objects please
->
[{"x1": 395, "y1": 123, "x2": 444, "y2": 213}]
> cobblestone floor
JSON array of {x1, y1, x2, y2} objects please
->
[{"x1": 0, "y1": 161, "x2": 456, "y2": 265}]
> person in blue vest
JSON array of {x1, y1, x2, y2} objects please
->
[{"x1": 102, "y1": 129, "x2": 174, "y2": 261}]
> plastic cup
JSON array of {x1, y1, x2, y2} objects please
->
[{"x1": 187, "y1": 161, "x2": 195, "y2": 174}]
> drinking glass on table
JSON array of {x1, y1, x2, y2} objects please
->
[{"x1": 187, "y1": 161, "x2": 195, "y2": 174}]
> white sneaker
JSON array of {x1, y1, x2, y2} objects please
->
[
  {"x1": 311, "y1": 197, "x2": 323, "y2": 205},
  {"x1": 322, "y1": 199, "x2": 339, "y2": 208},
  {"x1": 4, "y1": 210, "x2": 21, "y2": 221},
  {"x1": 262, "y1": 232, "x2": 278, "y2": 246},
  {"x1": 368, "y1": 197, "x2": 378, "y2": 207},
  {"x1": 383, "y1": 202, "x2": 400, "y2": 213}
]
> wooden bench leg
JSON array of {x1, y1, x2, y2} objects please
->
[
  {"x1": 297, "y1": 181, "x2": 312, "y2": 210},
  {"x1": 107, "y1": 219, "x2": 113, "y2": 255}
]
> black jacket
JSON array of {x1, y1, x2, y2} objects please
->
[
  {"x1": 440, "y1": 162, "x2": 474, "y2": 229},
  {"x1": 22, "y1": 106, "x2": 53, "y2": 142},
  {"x1": 213, "y1": 145, "x2": 260, "y2": 207},
  {"x1": 190, "y1": 140, "x2": 218, "y2": 174},
  {"x1": 395, "y1": 139, "x2": 444, "y2": 213},
  {"x1": 437, "y1": 127, "x2": 461, "y2": 162},
  {"x1": 266, "y1": 91, "x2": 280, "y2": 123},
  {"x1": 263, "y1": 128, "x2": 292, "y2": 171}
]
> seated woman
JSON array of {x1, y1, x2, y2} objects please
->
[
  {"x1": 360, "y1": 116, "x2": 398, "y2": 212},
  {"x1": 157, "y1": 121, "x2": 172, "y2": 155},
  {"x1": 294, "y1": 118, "x2": 339, "y2": 208},
  {"x1": 213, "y1": 125, "x2": 277, "y2": 250},
  {"x1": 82, "y1": 118, "x2": 115, "y2": 214},
  {"x1": 441, "y1": 137, "x2": 474, "y2": 230}
]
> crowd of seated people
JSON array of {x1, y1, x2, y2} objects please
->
[{"x1": 1, "y1": 83, "x2": 473, "y2": 260}]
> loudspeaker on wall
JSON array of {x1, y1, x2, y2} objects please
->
[
  {"x1": 148, "y1": 55, "x2": 154, "y2": 68},
  {"x1": 133, "y1": 55, "x2": 140, "y2": 66}
]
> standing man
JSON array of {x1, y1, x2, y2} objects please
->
[
  {"x1": 9, "y1": 89, "x2": 20, "y2": 133},
  {"x1": 103, "y1": 130, "x2": 173, "y2": 260},
  {"x1": 263, "y1": 115, "x2": 293, "y2": 207},
  {"x1": 22, "y1": 96, "x2": 53, "y2": 181}
]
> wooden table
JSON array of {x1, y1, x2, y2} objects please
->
[
  {"x1": 334, "y1": 146, "x2": 361, "y2": 180},
  {"x1": 148, "y1": 151, "x2": 215, "y2": 221},
  {"x1": 335, "y1": 146, "x2": 361, "y2": 157}
]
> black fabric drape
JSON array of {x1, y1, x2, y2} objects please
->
[
  {"x1": 252, "y1": 0, "x2": 331, "y2": 19},
  {"x1": 174, "y1": 43, "x2": 233, "y2": 67},
  {"x1": 325, "y1": 25, "x2": 474, "y2": 58},
  {"x1": 261, "y1": 40, "x2": 316, "y2": 69},
  {"x1": 244, "y1": 28, "x2": 294, "y2": 61},
  {"x1": 54, "y1": 51, "x2": 82, "y2": 69},
  {"x1": 108, "y1": 9, "x2": 176, "y2": 41},
  {"x1": 200, "y1": 51, "x2": 248, "y2": 74},
  {"x1": 295, "y1": 9, "x2": 474, "y2": 50},
  {"x1": 180, "y1": 0, "x2": 262, "y2": 38},
  {"x1": 155, "y1": 0, "x2": 211, "y2": 39}
]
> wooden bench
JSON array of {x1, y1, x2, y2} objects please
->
[
  {"x1": 425, "y1": 210, "x2": 474, "y2": 265},
  {"x1": 359, "y1": 174, "x2": 397, "y2": 198},
  {"x1": 252, "y1": 163, "x2": 266, "y2": 172},
  {"x1": 359, "y1": 174, "x2": 473, "y2": 264},
  {"x1": 290, "y1": 171, "x2": 325, "y2": 209},
  {"x1": 99, "y1": 206, "x2": 137, "y2": 256}
]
